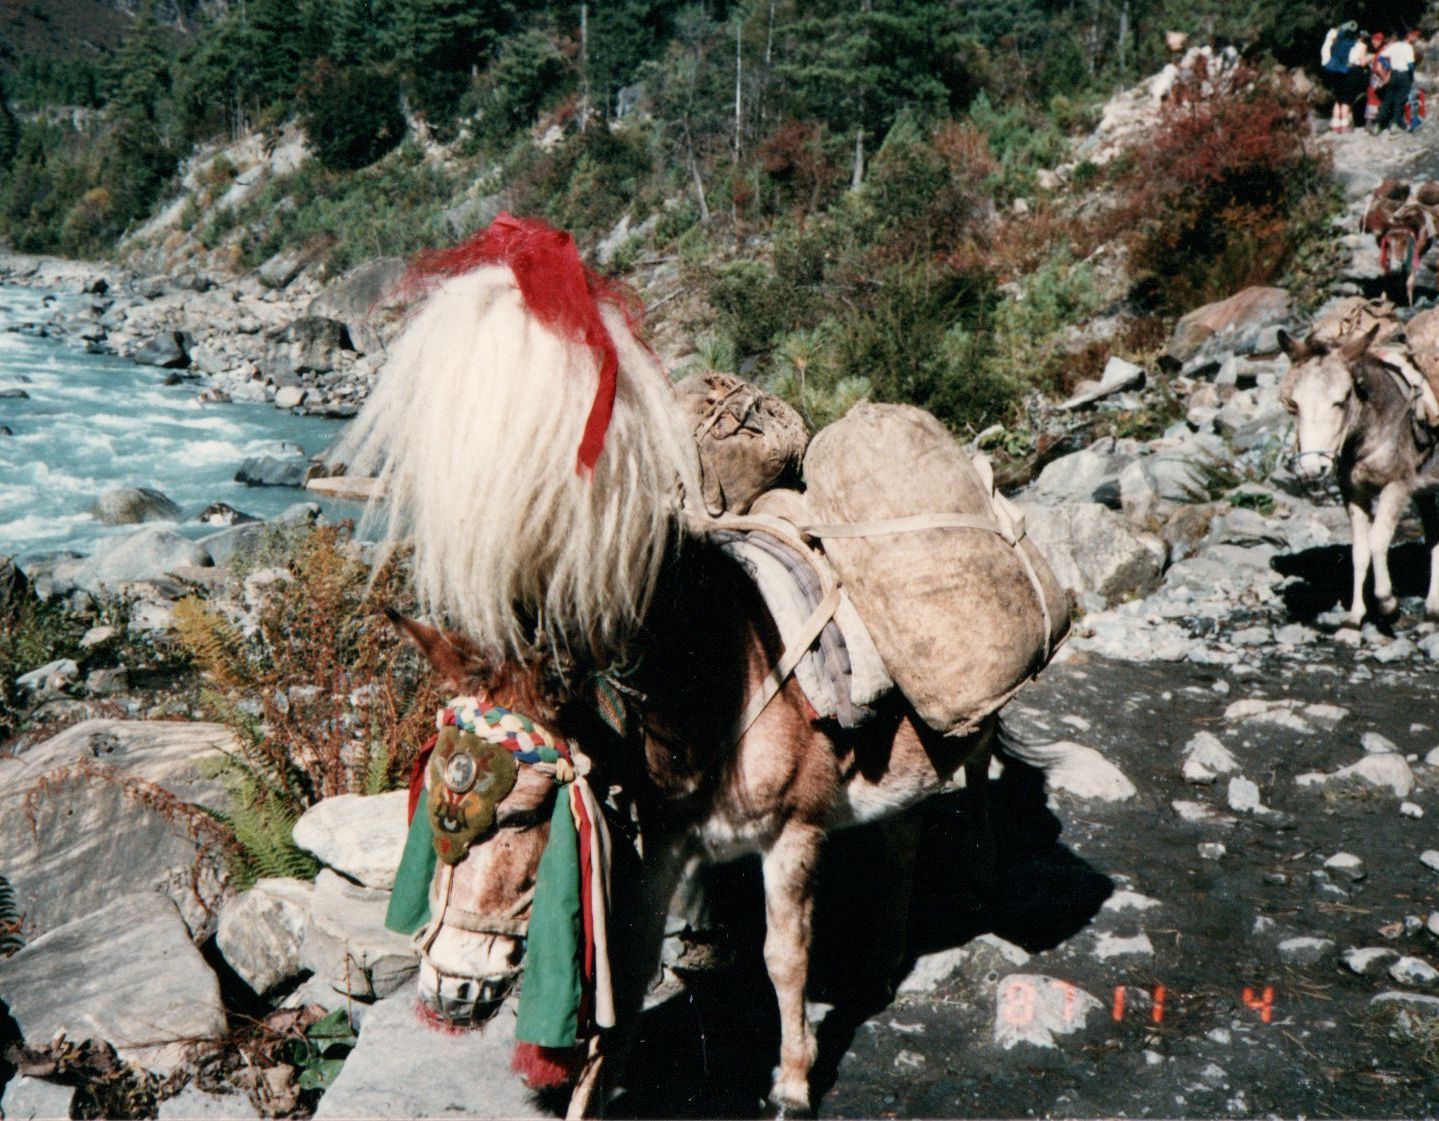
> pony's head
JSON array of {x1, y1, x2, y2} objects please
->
[
  {"x1": 1278, "y1": 325, "x2": 1379, "y2": 478},
  {"x1": 336, "y1": 215, "x2": 699, "y2": 668},
  {"x1": 391, "y1": 611, "x2": 611, "y2": 1090}
]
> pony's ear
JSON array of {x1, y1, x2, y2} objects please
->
[
  {"x1": 1277, "y1": 329, "x2": 1318, "y2": 364},
  {"x1": 385, "y1": 608, "x2": 490, "y2": 689},
  {"x1": 1340, "y1": 323, "x2": 1381, "y2": 363}
]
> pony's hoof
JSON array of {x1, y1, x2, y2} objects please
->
[
  {"x1": 1376, "y1": 595, "x2": 1400, "y2": 620},
  {"x1": 764, "y1": 1098, "x2": 816, "y2": 1121}
]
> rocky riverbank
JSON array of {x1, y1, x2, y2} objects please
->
[{"x1": 0, "y1": 247, "x2": 406, "y2": 420}]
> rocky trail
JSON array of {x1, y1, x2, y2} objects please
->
[{"x1": 4, "y1": 59, "x2": 1439, "y2": 1121}]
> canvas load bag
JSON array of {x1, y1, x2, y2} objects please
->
[
  {"x1": 673, "y1": 372, "x2": 809, "y2": 515},
  {"x1": 802, "y1": 402, "x2": 1070, "y2": 734}
]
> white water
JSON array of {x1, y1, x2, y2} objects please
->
[{"x1": 0, "y1": 284, "x2": 362, "y2": 560}]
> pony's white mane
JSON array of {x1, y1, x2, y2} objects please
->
[{"x1": 336, "y1": 265, "x2": 699, "y2": 663}]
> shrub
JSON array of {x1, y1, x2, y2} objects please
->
[
  {"x1": 298, "y1": 61, "x2": 406, "y2": 172},
  {"x1": 173, "y1": 525, "x2": 444, "y2": 887},
  {"x1": 1120, "y1": 71, "x2": 1333, "y2": 314}
]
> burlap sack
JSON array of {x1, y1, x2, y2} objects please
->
[
  {"x1": 1402, "y1": 309, "x2": 1439, "y2": 408},
  {"x1": 802, "y1": 403, "x2": 1069, "y2": 735},
  {"x1": 674, "y1": 372, "x2": 808, "y2": 515},
  {"x1": 1310, "y1": 297, "x2": 1402, "y2": 347}
]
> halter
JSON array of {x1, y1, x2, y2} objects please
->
[{"x1": 390, "y1": 696, "x2": 615, "y2": 1054}]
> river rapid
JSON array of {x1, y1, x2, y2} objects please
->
[{"x1": 0, "y1": 283, "x2": 359, "y2": 562}]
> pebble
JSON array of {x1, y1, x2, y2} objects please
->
[
  {"x1": 1388, "y1": 956, "x2": 1439, "y2": 987},
  {"x1": 1334, "y1": 628, "x2": 1362, "y2": 648},
  {"x1": 1323, "y1": 852, "x2": 1366, "y2": 881},
  {"x1": 1227, "y1": 776, "x2": 1263, "y2": 813},
  {"x1": 1344, "y1": 947, "x2": 1399, "y2": 976},
  {"x1": 1401, "y1": 802, "x2": 1424, "y2": 818},
  {"x1": 1181, "y1": 732, "x2": 1239, "y2": 784},
  {"x1": 1426, "y1": 747, "x2": 1439, "y2": 767},
  {"x1": 1093, "y1": 932, "x2": 1155, "y2": 960},
  {"x1": 1102, "y1": 889, "x2": 1162, "y2": 913},
  {"x1": 1373, "y1": 637, "x2": 1418, "y2": 663},
  {"x1": 1277, "y1": 937, "x2": 1336, "y2": 965},
  {"x1": 1430, "y1": 913, "x2": 1439, "y2": 938},
  {"x1": 1422, "y1": 850, "x2": 1439, "y2": 874},
  {"x1": 1362, "y1": 731, "x2": 1399, "y2": 755},
  {"x1": 1198, "y1": 842, "x2": 1227, "y2": 860}
]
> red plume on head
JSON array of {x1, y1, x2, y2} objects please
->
[{"x1": 405, "y1": 214, "x2": 642, "y2": 476}]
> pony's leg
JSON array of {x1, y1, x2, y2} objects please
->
[
  {"x1": 762, "y1": 822, "x2": 825, "y2": 1115},
  {"x1": 1348, "y1": 500, "x2": 1374, "y2": 624},
  {"x1": 1418, "y1": 492, "x2": 1439, "y2": 615},
  {"x1": 1367, "y1": 483, "x2": 1410, "y2": 618},
  {"x1": 566, "y1": 1036, "x2": 606, "y2": 1121}
]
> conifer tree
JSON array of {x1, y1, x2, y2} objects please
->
[{"x1": 0, "y1": 79, "x2": 19, "y2": 169}]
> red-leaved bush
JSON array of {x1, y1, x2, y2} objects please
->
[{"x1": 1120, "y1": 69, "x2": 1331, "y2": 312}]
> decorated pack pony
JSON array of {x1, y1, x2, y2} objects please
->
[{"x1": 339, "y1": 216, "x2": 1004, "y2": 1117}]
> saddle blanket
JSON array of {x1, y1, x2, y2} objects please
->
[{"x1": 711, "y1": 522, "x2": 892, "y2": 728}]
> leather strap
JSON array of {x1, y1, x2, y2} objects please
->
[{"x1": 729, "y1": 582, "x2": 842, "y2": 745}]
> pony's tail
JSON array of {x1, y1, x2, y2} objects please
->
[{"x1": 512, "y1": 1041, "x2": 584, "y2": 1089}]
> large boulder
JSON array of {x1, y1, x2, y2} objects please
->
[
  {"x1": 306, "y1": 257, "x2": 408, "y2": 355},
  {"x1": 0, "y1": 720, "x2": 236, "y2": 935},
  {"x1": 91, "y1": 486, "x2": 181, "y2": 526},
  {"x1": 299, "y1": 870, "x2": 418, "y2": 1001},
  {"x1": 235, "y1": 455, "x2": 311, "y2": 488},
  {"x1": 292, "y1": 791, "x2": 409, "y2": 889},
  {"x1": 1018, "y1": 501, "x2": 1167, "y2": 605},
  {"x1": 1166, "y1": 287, "x2": 1293, "y2": 364},
  {"x1": 61, "y1": 526, "x2": 212, "y2": 594},
  {"x1": 1026, "y1": 438, "x2": 1134, "y2": 507},
  {"x1": 263, "y1": 317, "x2": 351, "y2": 383},
  {"x1": 0, "y1": 892, "x2": 226, "y2": 1074},
  {"x1": 314, "y1": 993, "x2": 545, "y2": 1119},
  {"x1": 132, "y1": 331, "x2": 191, "y2": 369}
]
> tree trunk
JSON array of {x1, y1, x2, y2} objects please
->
[
  {"x1": 579, "y1": 1, "x2": 590, "y2": 132},
  {"x1": 734, "y1": 14, "x2": 743, "y2": 162},
  {"x1": 850, "y1": 124, "x2": 864, "y2": 190}
]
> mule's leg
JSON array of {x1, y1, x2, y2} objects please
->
[
  {"x1": 1348, "y1": 501, "x2": 1374, "y2": 624},
  {"x1": 762, "y1": 822, "x2": 825, "y2": 1115},
  {"x1": 1418, "y1": 492, "x2": 1439, "y2": 616},
  {"x1": 1367, "y1": 483, "x2": 1411, "y2": 618}
]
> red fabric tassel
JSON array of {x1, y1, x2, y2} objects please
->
[
  {"x1": 511, "y1": 1041, "x2": 583, "y2": 1089},
  {"x1": 572, "y1": 787, "x2": 597, "y2": 999},
  {"x1": 405, "y1": 214, "x2": 644, "y2": 475},
  {"x1": 407, "y1": 734, "x2": 438, "y2": 823}
]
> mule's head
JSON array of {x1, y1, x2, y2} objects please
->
[
  {"x1": 390, "y1": 612, "x2": 563, "y2": 1027},
  {"x1": 1278, "y1": 325, "x2": 1377, "y2": 478}
]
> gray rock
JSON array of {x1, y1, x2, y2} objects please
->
[
  {"x1": 1362, "y1": 731, "x2": 1399, "y2": 754},
  {"x1": 992, "y1": 974, "x2": 1104, "y2": 1050},
  {"x1": 1277, "y1": 936, "x2": 1336, "y2": 965},
  {"x1": 1425, "y1": 850, "x2": 1439, "y2": 873},
  {"x1": 0, "y1": 893, "x2": 225, "y2": 1073},
  {"x1": 1, "y1": 1077, "x2": 77, "y2": 1120},
  {"x1": 1018, "y1": 501, "x2": 1165, "y2": 605},
  {"x1": 85, "y1": 666, "x2": 130, "y2": 695},
  {"x1": 1028, "y1": 441, "x2": 1128, "y2": 504},
  {"x1": 257, "y1": 247, "x2": 312, "y2": 289},
  {"x1": 1058, "y1": 357, "x2": 1146, "y2": 410},
  {"x1": 292, "y1": 791, "x2": 409, "y2": 889},
  {"x1": 315, "y1": 993, "x2": 545, "y2": 1119},
  {"x1": 1226, "y1": 776, "x2": 1263, "y2": 814},
  {"x1": 0, "y1": 387, "x2": 31, "y2": 398},
  {"x1": 1296, "y1": 754, "x2": 1416, "y2": 798},
  {"x1": 235, "y1": 455, "x2": 310, "y2": 487},
  {"x1": 0, "y1": 719, "x2": 235, "y2": 935},
  {"x1": 15, "y1": 657, "x2": 79, "y2": 692},
  {"x1": 217, "y1": 878, "x2": 314, "y2": 995},
  {"x1": 1374, "y1": 637, "x2": 1418, "y2": 663},
  {"x1": 199, "y1": 523, "x2": 267, "y2": 568},
  {"x1": 69, "y1": 526, "x2": 212, "y2": 593},
  {"x1": 300, "y1": 870, "x2": 417, "y2": 1001},
  {"x1": 91, "y1": 486, "x2": 180, "y2": 525},
  {"x1": 1181, "y1": 731, "x2": 1239, "y2": 784},
  {"x1": 1388, "y1": 956, "x2": 1439, "y2": 986},
  {"x1": 999, "y1": 739, "x2": 1137, "y2": 801},
  {"x1": 132, "y1": 331, "x2": 190, "y2": 368},
  {"x1": 898, "y1": 933, "x2": 1030, "y2": 996},
  {"x1": 1198, "y1": 842, "x2": 1227, "y2": 860},
  {"x1": 1324, "y1": 852, "x2": 1366, "y2": 881},
  {"x1": 307, "y1": 257, "x2": 407, "y2": 355},
  {"x1": 1344, "y1": 946, "x2": 1399, "y2": 976},
  {"x1": 274, "y1": 385, "x2": 308, "y2": 409},
  {"x1": 159, "y1": 1086, "x2": 262, "y2": 1119},
  {"x1": 1372, "y1": 991, "x2": 1439, "y2": 1041}
]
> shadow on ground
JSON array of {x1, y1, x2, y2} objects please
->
[
  {"x1": 608, "y1": 755, "x2": 1113, "y2": 1119},
  {"x1": 1272, "y1": 541, "x2": 1432, "y2": 621}
]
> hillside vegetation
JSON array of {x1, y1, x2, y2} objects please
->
[{"x1": 0, "y1": 0, "x2": 1374, "y2": 434}]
